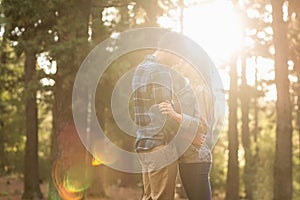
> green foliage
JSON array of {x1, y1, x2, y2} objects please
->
[
  {"x1": 251, "y1": 102, "x2": 276, "y2": 200},
  {"x1": 2, "y1": 0, "x2": 55, "y2": 54},
  {"x1": 210, "y1": 98, "x2": 278, "y2": 199},
  {"x1": 292, "y1": 129, "x2": 300, "y2": 200},
  {"x1": 0, "y1": 39, "x2": 25, "y2": 175},
  {"x1": 211, "y1": 132, "x2": 228, "y2": 198},
  {"x1": 37, "y1": 102, "x2": 52, "y2": 180},
  {"x1": 0, "y1": 190, "x2": 8, "y2": 196}
]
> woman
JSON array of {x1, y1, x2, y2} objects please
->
[{"x1": 158, "y1": 75, "x2": 215, "y2": 200}]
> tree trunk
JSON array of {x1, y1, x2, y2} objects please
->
[
  {"x1": 22, "y1": 49, "x2": 43, "y2": 200},
  {"x1": 271, "y1": 1, "x2": 293, "y2": 200},
  {"x1": 225, "y1": 58, "x2": 239, "y2": 200},
  {"x1": 0, "y1": 46, "x2": 6, "y2": 174},
  {"x1": 295, "y1": 53, "x2": 300, "y2": 168},
  {"x1": 48, "y1": 1, "x2": 103, "y2": 199},
  {"x1": 289, "y1": 0, "x2": 300, "y2": 174},
  {"x1": 254, "y1": 57, "x2": 259, "y2": 154},
  {"x1": 48, "y1": 76, "x2": 72, "y2": 200},
  {"x1": 240, "y1": 56, "x2": 254, "y2": 200},
  {"x1": 0, "y1": 120, "x2": 5, "y2": 173},
  {"x1": 179, "y1": 0, "x2": 184, "y2": 34}
]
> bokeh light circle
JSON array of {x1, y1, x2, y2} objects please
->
[{"x1": 72, "y1": 27, "x2": 225, "y2": 173}]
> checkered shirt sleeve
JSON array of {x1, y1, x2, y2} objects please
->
[{"x1": 132, "y1": 65, "x2": 172, "y2": 127}]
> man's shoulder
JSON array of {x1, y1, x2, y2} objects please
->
[{"x1": 135, "y1": 60, "x2": 169, "y2": 74}]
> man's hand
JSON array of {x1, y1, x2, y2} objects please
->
[
  {"x1": 158, "y1": 100, "x2": 182, "y2": 123},
  {"x1": 159, "y1": 100, "x2": 207, "y2": 148},
  {"x1": 158, "y1": 100, "x2": 175, "y2": 116}
]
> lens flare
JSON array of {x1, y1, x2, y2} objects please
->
[
  {"x1": 92, "y1": 156, "x2": 102, "y2": 166},
  {"x1": 92, "y1": 139, "x2": 119, "y2": 165},
  {"x1": 58, "y1": 183, "x2": 84, "y2": 200},
  {"x1": 52, "y1": 161, "x2": 93, "y2": 200},
  {"x1": 63, "y1": 165, "x2": 92, "y2": 193},
  {"x1": 73, "y1": 28, "x2": 225, "y2": 173}
]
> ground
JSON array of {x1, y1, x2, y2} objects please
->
[
  {"x1": 0, "y1": 176, "x2": 227, "y2": 200},
  {"x1": 0, "y1": 176, "x2": 191, "y2": 200}
]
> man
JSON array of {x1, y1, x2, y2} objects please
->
[{"x1": 132, "y1": 49, "x2": 179, "y2": 200}]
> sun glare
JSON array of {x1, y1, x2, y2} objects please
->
[
  {"x1": 183, "y1": 1, "x2": 243, "y2": 64},
  {"x1": 158, "y1": 0, "x2": 243, "y2": 90},
  {"x1": 158, "y1": 0, "x2": 278, "y2": 102},
  {"x1": 158, "y1": 0, "x2": 243, "y2": 65}
]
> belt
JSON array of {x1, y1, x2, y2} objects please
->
[{"x1": 135, "y1": 139, "x2": 166, "y2": 153}]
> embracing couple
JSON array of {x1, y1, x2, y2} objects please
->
[{"x1": 132, "y1": 33, "x2": 215, "y2": 200}]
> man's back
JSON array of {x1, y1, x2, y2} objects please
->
[{"x1": 132, "y1": 54, "x2": 174, "y2": 152}]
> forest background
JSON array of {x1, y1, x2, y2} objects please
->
[{"x1": 0, "y1": 0, "x2": 299, "y2": 200}]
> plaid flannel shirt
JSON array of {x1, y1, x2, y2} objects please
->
[{"x1": 132, "y1": 55, "x2": 173, "y2": 151}]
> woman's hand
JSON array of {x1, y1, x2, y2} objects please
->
[
  {"x1": 158, "y1": 100, "x2": 182, "y2": 123},
  {"x1": 192, "y1": 133, "x2": 206, "y2": 148}
]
